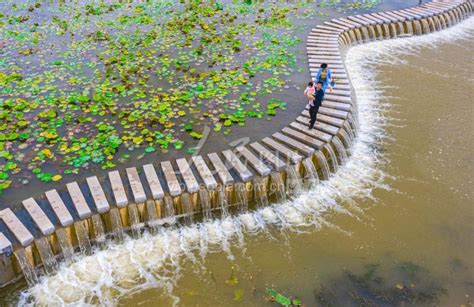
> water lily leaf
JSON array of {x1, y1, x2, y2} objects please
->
[
  {"x1": 184, "y1": 123, "x2": 193, "y2": 132},
  {"x1": 0, "y1": 172, "x2": 9, "y2": 180},
  {"x1": 41, "y1": 148, "x2": 53, "y2": 159},
  {"x1": 173, "y1": 141, "x2": 184, "y2": 150},
  {"x1": 189, "y1": 132, "x2": 203, "y2": 139},
  {"x1": 145, "y1": 146, "x2": 156, "y2": 153},
  {"x1": 52, "y1": 174, "x2": 62, "y2": 182},
  {"x1": 4, "y1": 162, "x2": 17, "y2": 171}
]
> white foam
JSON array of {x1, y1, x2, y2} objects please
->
[{"x1": 19, "y1": 17, "x2": 474, "y2": 307}]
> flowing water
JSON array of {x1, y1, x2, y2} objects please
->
[
  {"x1": 217, "y1": 186, "x2": 229, "y2": 219},
  {"x1": 55, "y1": 228, "x2": 74, "y2": 265},
  {"x1": 269, "y1": 172, "x2": 286, "y2": 204},
  {"x1": 1, "y1": 11, "x2": 472, "y2": 307},
  {"x1": 34, "y1": 238, "x2": 58, "y2": 276},
  {"x1": 199, "y1": 190, "x2": 212, "y2": 221},
  {"x1": 73, "y1": 221, "x2": 92, "y2": 256},
  {"x1": 302, "y1": 157, "x2": 320, "y2": 189}
]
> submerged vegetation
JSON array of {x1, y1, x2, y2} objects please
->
[
  {"x1": 0, "y1": 0, "x2": 305, "y2": 193},
  {"x1": 313, "y1": 262, "x2": 448, "y2": 306}
]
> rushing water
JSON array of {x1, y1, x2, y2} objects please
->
[{"x1": 2, "y1": 13, "x2": 473, "y2": 307}]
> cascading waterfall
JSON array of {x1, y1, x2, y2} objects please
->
[
  {"x1": 382, "y1": 23, "x2": 391, "y2": 38},
  {"x1": 421, "y1": 19, "x2": 430, "y2": 33},
  {"x1": 199, "y1": 189, "x2": 212, "y2": 220},
  {"x1": 359, "y1": 27, "x2": 370, "y2": 41},
  {"x1": 374, "y1": 24, "x2": 383, "y2": 39},
  {"x1": 429, "y1": 17, "x2": 439, "y2": 31},
  {"x1": 343, "y1": 121, "x2": 357, "y2": 139},
  {"x1": 324, "y1": 144, "x2": 339, "y2": 172},
  {"x1": 34, "y1": 238, "x2": 58, "y2": 275},
  {"x1": 217, "y1": 185, "x2": 229, "y2": 218},
  {"x1": 252, "y1": 177, "x2": 269, "y2": 208},
  {"x1": 235, "y1": 182, "x2": 249, "y2": 213},
  {"x1": 302, "y1": 157, "x2": 319, "y2": 188},
  {"x1": 389, "y1": 23, "x2": 397, "y2": 37},
  {"x1": 270, "y1": 172, "x2": 286, "y2": 203},
  {"x1": 347, "y1": 30, "x2": 357, "y2": 43},
  {"x1": 339, "y1": 129, "x2": 353, "y2": 150},
  {"x1": 367, "y1": 25, "x2": 376, "y2": 38},
  {"x1": 146, "y1": 200, "x2": 160, "y2": 233},
  {"x1": 109, "y1": 207, "x2": 124, "y2": 241},
  {"x1": 55, "y1": 228, "x2": 74, "y2": 265},
  {"x1": 163, "y1": 196, "x2": 176, "y2": 225},
  {"x1": 315, "y1": 151, "x2": 331, "y2": 180},
  {"x1": 347, "y1": 113, "x2": 358, "y2": 132},
  {"x1": 73, "y1": 221, "x2": 91, "y2": 255},
  {"x1": 331, "y1": 137, "x2": 348, "y2": 164},
  {"x1": 285, "y1": 165, "x2": 303, "y2": 195},
  {"x1": 91, "y1": 214, "x2": 105, "y2": 247},
  {"x1": 127, "y1": 204, "x2": 141, "y2": 238},
  {"x1": 14, "y1": 249, "x2": 38, "y2": 287},
  {"x1": 413, "y1": 20, "x2": 423, "y2": 35},
  {"x1": 405, "y1": 21, "x2": 414, "y2": 35},
  {"x1": 180, "y1": 193, "x2": 194, "y2": 225},
  {"x1": 354, "y1": 28, "x2": 363, "y2": 42},
  {"x1": 438, "y1": 13, "x2": 447, "y2": 28}
]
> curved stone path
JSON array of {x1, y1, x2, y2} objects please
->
[{"x1": 0, "y1": 0, "x2": 472, "y2": 287}]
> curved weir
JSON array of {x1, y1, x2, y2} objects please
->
[{"x1": 0, "y1": 0, "x2": 472, "y2": 290}]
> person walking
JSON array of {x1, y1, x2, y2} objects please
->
[
  {"x1": 309, "y1": 81, "x2": 324, "y2": 129},
  {"x1": 314, "y1": 63, "x2": 333, "y2": 93}
]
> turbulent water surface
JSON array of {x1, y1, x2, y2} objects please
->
[{"x1": 2, "y1": 12, "x2": 473, "y2": 307}]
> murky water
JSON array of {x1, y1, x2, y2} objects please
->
[{"x1": 1, "y1": 10, "x2": 473, "y2": 307}]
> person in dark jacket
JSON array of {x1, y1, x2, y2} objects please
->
[{"x1": 309, "y1": 81, "x2": 324, "y2": 129}]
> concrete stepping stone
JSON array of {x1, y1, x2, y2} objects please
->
[
  {"x1": 295, "y1": 117, "x2": 339, "y2": 136},
  {"x1": 318, "y1": 106, "x2": 349, "y2": 119},
  {"x1": 191, "y1": 156, "x2": 218, "y2": 190},
  {"x1": 208, "y1": 152, "x2": 234, "y2": 186},
  {"x1": 384, "y1": 11, "x2": 408, "y2": 22},
  {"x1": 369, "y1": 12, "x2": 393, "y2": 23},
  {"x1": 86, "y1": 176, "x2": 110, "y2": 214},
  {"x1": 143, "y1": 164, "x2": 165, "y2": 200},
  {"x1": 0, "y1": 209, "x2": 34, "y2": 247},
  {"x1": 301, "y1": 109, "x2": 345, "y2": 127},
  {"x1": 108, "y1": 170, "x2": 128, "y2": 207},
  {"x1": 282, "y1": 127, "x2": 324, "y2": 150},
  {"x1": 176, "y1": 158, "x2": 200, "y2": 193},
  {"x1": 161, "y1": 161, "x2": 182, "y2": 197},
  {"x1": 262, "y1": 137, "x2": 303, "y2": 164},
  {"x1": 236, "y1": 146, "x2": 271, "y2": 177},
  {"x1": 322, "y1": 101, "x2": 352, "y2": 112},
  {"x1": 222, "y1": 150, "x2": 254, "y2": 182},
  {"x1": 273, "y1": 132, "x2": 315, "y2": 156},
  {"x1": 22, "y1": 198, "x2": 55, "y2": 236},
  {"x1": 126, "y1": 167, "x2": 147, "y2": 203},
  {"x1": 361, "y1": 14, "x2": 384, "y2": 25},
  {"x1": 66, "y1": 182, "x2": 92, "y2": 219},
  {"x1": 249, "y1": 142, "x2": 286, "y2": 171},
  {"x1": 0, "y1": 232, "x2": 12, "y2": 253},
  {"x1": 289, "y1": 121, "x2": 333, "y2": 143},
  {"x1": 45, "y1": 189, "x2": 74, "y2": 227}
]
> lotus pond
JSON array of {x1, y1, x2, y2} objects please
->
[{"x1": 0, "y1": 0, "x2": 410, "y2": 202}]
